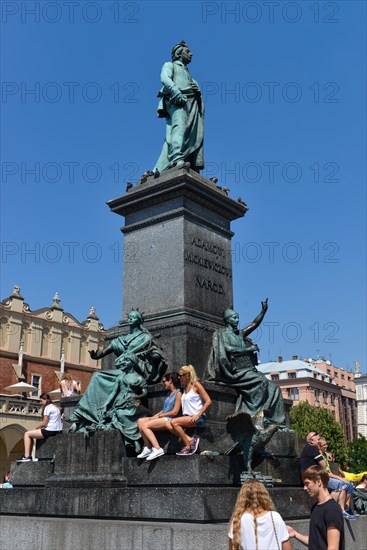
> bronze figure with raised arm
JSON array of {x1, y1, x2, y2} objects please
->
[{"x1": 207, "y1": 299, "x2": 285, "y2": 427}]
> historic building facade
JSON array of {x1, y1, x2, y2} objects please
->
[
  {"x1": 0, "y1": 285, "x2": 105, "y2": 479},
  {"x1": 259, "y1": 356, "x2": 358, "y2": 442},
  {"x1": 354, "y1": 368, "x2": 367, "y2": 438}
]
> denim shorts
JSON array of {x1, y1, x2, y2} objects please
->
[
  {"x1": 182, "y1": 413, "x2": 206, "y2": 427},
  {"x1": 195, "y1": 413, "x2": 206, "y2": 427},
  {"x1": 327, "y1": 477, "x2": 348, "y2": 493}
]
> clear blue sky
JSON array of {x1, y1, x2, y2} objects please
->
[{"x1": 1, "y1": 1, "x2": 366, "y2": 373}]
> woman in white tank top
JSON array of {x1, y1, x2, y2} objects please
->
[{"x1": 168, "y1": 364, "x2": 212, "y2": 456}]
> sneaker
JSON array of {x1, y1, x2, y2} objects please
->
[
  {"x1": 190, "y1": 436, "x2": 200, "y2": 453},
  {"x1": 136, "y1": 447, "x2": 152, "y2": 459},
  {"x1": 176, "y1": 446, "x2": 195, "y2": 456},
  {"x1": 146, "y1": 447, "x2": 164, "y2": 461},
  {"x1": 17, "y1": 455, "x2": 32, "y2": 462},
  {"x1": 342, "y1": 511, "x2": 356, "y2": 520}
]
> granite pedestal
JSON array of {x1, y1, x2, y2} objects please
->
[{"x1": 105, "y1": 168, "x2": 247, "y2": 375}]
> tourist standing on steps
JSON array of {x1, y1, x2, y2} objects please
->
[
  {"x1": 137, "y1": 372, "x2": 182, "y2": 461},
  {"x1": 228, "y1": 479, "x2": 291, "y2": 550},
  {"x1": 18, "y1": 393, "x2": 62, "y2": 462},
  {"x1": 60, "y1": 372, "x2": 81, "y2": 397},
  {"x1": 287, "y1": 465, "x2": 345, "y2": 550},
  {"x1": 168, "y1": 364, "x2": 212, "y2": 456}
]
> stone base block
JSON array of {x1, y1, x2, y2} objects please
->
[
  {"x1": 123, "y1": 455, "x2": 301, "y2": 487},
  {"x1": 123, "y1": 454, "x2": 243, "y2": 486},
  {"x1": 11, "y1": 461, "x2": 54, "y2": 487},
  {"x1": 10, "y1": 454, "x2": 301, "y2": 489},
  {"x1": 2, "y1": 515, "x2": 366, "y2": 550},
  {"x1": 0, "y1": 485, "x2": 312, "y2": 522}
]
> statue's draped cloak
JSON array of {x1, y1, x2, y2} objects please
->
[
  {"x1": 110, "y1": 328, "x2": 166, "y2": 384},
  {"x1": 69, "y1": 327, "x2": 166, "y2": 446},
  {"x1": 207, "y1": 327, "x2": 285, "y2": 425},
  {"x1": 155, "y1": 60, "x2": 204, "y2": 172},
  {"x1": 69, "y1": 368, "x2": 146, "y2": 451}
]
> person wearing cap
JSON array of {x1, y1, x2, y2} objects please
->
[{"x1": 154, "y1": 40, "x2": 204, "y2": 173}]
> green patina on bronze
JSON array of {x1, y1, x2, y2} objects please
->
[
  {"x1": 154, "y1": 40, "x2": 204, "y2": 172},
  {"x1": 207, "y1": 300, "x2": 287, "y2": 470},
  {"x1": 69, "y1": 310, "x2": 167, "y2": 450},
  {"x1": 207, "y1": 299, "x2": 285, "y2": 426}
]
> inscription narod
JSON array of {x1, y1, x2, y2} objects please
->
[{"x1": 195, "y1": 277, "x2": 224, "y2": 295}]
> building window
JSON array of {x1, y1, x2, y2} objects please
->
[
  {"x1": 314, "y1": 389, "x2": 320, "y2": 401},
  {"x1": 288, "y1": 372, "x2": 296, "y2": 379},
  {"x1": 327, "y1": 369, "x2": 331, "y2": 376},
  {"x1": 341, "y1": 374, "x2": 345, "y2": 380},
  {"x1": 330, "y1": 394, "x2": 335, "y2": 405},
  {"x1": 271, "y1": 374, "x2": 279, "y2": 381},
  {"x1": 288, "y1": 388, "x2": 299, "y2": 400},
  {"x1": 322, "y1": 391, "x2": 328, "y2": 404},
  {"x1": 31, "y1": 375, "x2": 42, "y2": 397}
]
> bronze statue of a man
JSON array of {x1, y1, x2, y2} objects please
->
[{"x1": 154, "y1": 41, "x2": 204, "y2": 173}]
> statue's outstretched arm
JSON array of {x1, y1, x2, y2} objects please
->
[
  {"x1": 89, "y1": 343, "x2": 114, "y2": 361},
  {"x1": 242, "y1": 299, "x2": 268, "y2": 337}
]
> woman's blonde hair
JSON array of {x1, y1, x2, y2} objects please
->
[
  {"x1": 179, "y1": 364, "x2": 198, "y2": 384},
  {"x1": 61, "y1": 372, "x2": 73, "y2": 382},
  {"x1": 229, "y1": 479, "x2": 275, "y2": 550}
]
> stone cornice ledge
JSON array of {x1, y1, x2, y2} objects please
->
[{"x1": 107, "y1": 169, "x2": 248, "y2": 222}]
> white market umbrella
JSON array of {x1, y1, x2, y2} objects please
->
[
  {"x1": 49, "y1": 388, "x2": 61, "y2": 397},
  {"x1": 4, "y1": 382, "x2": 38, "y2": 393}
]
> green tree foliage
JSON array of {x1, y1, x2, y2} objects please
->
[
  {"x1": 289, "y1": 401, "x2": 348, "y2": 465},
  {"x1": 346, "y1": 434, "x2": 367, "y2": 472}
]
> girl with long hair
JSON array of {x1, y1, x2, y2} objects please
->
[
  {"x1": 18, "y1": 393, "x2": 62, "y2": 462},
  {"x1": 228, "y1": 479, "x2": 291, "y2": 550},
  {"x1": 168, "y1": 364, "x2": 212, "y2": 456},
  {"x1": 60, "y1": 372, "x2": 81, "y2": 397},
  {"x1": 136, "y1": 372, "x2": 182, "y2": 461}
]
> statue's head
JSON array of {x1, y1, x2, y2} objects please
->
[
  {"x1": 171, "y1": 40, "x2": 192, "y2": 65},
  {"x1": 127, "y1": 309, "x2": 143, "y2": 326},
  {"x1": 121, "y1": 352, "x2": 139, "y2": 369},
  {"x1": 223, "y1": 308, "x2": 237, "y2": 321},
  {"x1": 223, "y1": 308, "x2": 239, "y2": 328}
]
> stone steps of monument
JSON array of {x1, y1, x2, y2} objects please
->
[
  {"x1": 0, "y1": 485, "x2": 313, "y2": 522},
  {"x1": 11, "y1": 453, "x2": 301, "y2": 488},
  {"x1": 8, "y1": 430, "x2": 307, "y2": 523},
  {"x1": 122, "y1": 455, "x2": 301, "y2": 487}
]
